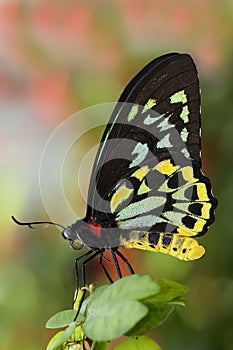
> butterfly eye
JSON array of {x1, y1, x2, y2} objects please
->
[
  {"x1": 62, "y1": 228, "x2": 83, "y2": 250},
  {"x1": 62, "y1": 227, "x2": 77, "y2": 241}
]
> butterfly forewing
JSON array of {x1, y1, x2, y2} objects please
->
[{"x1": 97, "y1": 53, "x2": 200, "y2": 162}]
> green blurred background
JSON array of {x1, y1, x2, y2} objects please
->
[{"x1": 1, "y1": 1, "x2": 233, "y2": 349}]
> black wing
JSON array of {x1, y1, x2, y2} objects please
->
[{"x1": 84, "y1": 53, "x2": 217, "y2": 237}]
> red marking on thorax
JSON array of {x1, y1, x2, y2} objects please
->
[{"x1": 89, "y1": 222, "x2": 102, "y2": 237}]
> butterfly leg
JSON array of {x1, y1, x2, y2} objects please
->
[
  {"x1": 81, "y1": 250, "x2": 102, "y2": 287},
  {"x1": 114, "y1": 249, "x2": 135, "y2": 275},
  {"x1": 109, "y1": 248, "x2": 122, "y2": 278},
  {"x1": 99, "y1": 253, "x2": 114, "y2": 284},
  {"x1": 74, "y1": 250, "x2": 94, "y2": 300},
  {"x1": 74, "y1": 249, "x2": 102, "y2": 321}
]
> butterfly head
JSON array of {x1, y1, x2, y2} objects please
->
[
  {"x1": 62, "y1": 218, "x2": 109, "y2": 250},
  {"x1": 62, "y1": 224, "x2": 84, "y2": 250}
]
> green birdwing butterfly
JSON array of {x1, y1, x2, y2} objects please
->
[
  {"x1": 64, "y1": 52, "x2": 217, "y2": 262},
  {"x1": 13, "y1": 52, "x2": 217, "y2": 290}
]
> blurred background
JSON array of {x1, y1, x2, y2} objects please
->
[{"x1": 1, "y1": 0, "x2": 233, "y2": 349}]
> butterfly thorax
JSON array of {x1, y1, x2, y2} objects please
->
[{"x1": 63, "y1": 217, "x2": 126, "y2": 250}]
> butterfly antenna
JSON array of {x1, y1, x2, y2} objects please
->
[{"x1": 11, "y1": 216, "x2": 66, "y2": 231}]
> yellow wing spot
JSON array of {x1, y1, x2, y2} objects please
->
[
  {"x1": 177, "y1": 226, "x2": 194, "y2": 236},
  {"x1": 170, "y1": 90, "x2": 187, "y2": 104},
  {"x1": 193, "y1": 217, "x2": 206, "y2": 233},
  {"x1": 131, "y1": 165, "x2": 149, "y2": 181},
  {"x1": 181, "y1": 166, "x2": 197, "y2": 183},
  {"x1": 201, "y1": 202, "x2": 211, "y2": 219},
  {"x1": 128, "y1": 105, "x2": 139, "y2": 122},
  {"x1": 137, "y1": 180, "x2": 151, "y2": 195},
  {"x1": 143, "y1": 98, "x2": 157, "y2": 112},
  {"x1": 110, "y1": 184, "x2": 133, "y2": 213},
  {"x1": 196, "y1": 183, "x2": 209, "y2": 201},
  {"x1": 154, "y1": 159, "x2": 180, "y2": 176},
  {"x1": 180, "y1": 105, "x2": 189, "y2": 123}
]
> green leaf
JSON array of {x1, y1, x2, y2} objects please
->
[
  {"x1": 84, "y1": 300, "x2": 148, "y2": 341},
  {"x1": 46, "y1": 310, "x2": 79, "y2": 329},
  {"x1": 46, "y1": 332, "x2": 64, "y2": 350},
  {"x1": 113, "y1": 336, "x2": 162, "y2": 350},
  {"x1": 46, "y1": 276, "x2": 187, "y2": 347},
  {"x1": 82, "y1": 275, "x2": 160, "y2": 341},
  {"x1": 87, "y1": 275, "x2": 159, "y2": 311},
  {"x1": 153, "y1": 279, "x2": 189, "y2": 303},
  {"x1": 82, "y1": 285, "x2": 109, "y2": 309},
  {"x1": 46, "y1": 322, "x2": 76, "y2": 350},
  {"x1": 128, "y1": 278, "x2": 188, "y2": 335},
  {"x1": 107, "y1": 274, "x2": 160, "y2": 300},
  {"x1": 127, "y1": 301, "x2": 174, "y2": 336}
]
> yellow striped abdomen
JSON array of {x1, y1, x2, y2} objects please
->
[{"x1": 121, "y1": 232, "x2": 205, "y2": 261}]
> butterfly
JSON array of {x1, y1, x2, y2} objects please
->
[{"x1": 13, "y1": 52, "x2": 217, "y2": 302}]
